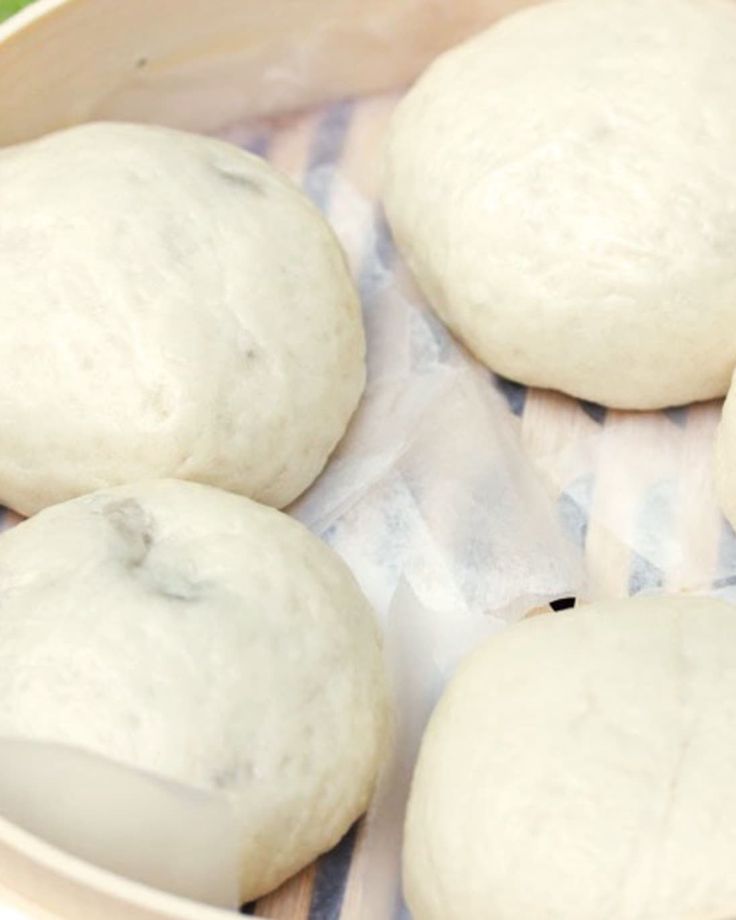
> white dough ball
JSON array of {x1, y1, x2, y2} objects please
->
[
  {"x1": 404, "y1": 596, "x2": 736, "y2": 920},
  {"x1": 0, "y1": 122, "x2": 364, "y2": 515},
  {"x1": 0, "y1": 479, "x2": 390, "y2": 903},
  {"x1": 383, "y1": 0, "x2": 736, "y2": 409}
]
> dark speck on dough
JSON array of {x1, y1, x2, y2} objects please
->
[
  {"x1": 213, "y1": 163, "x2": 265, "y2": 196},
  {"x1": 103, "y1": 499, "x2": 207, "y2": 602},
  {"x1": 153, "y1": 571, "x2": 207, "y2": 602},
  {"x1": 136, "y1": 57, "x2": 148, "y2": 70},
  {"x1": 591, "y1": 122, "x2": 613, "y2": 141},
  {"x1": 104, "y1": 499, "x2": 154, "y2": 568},
  {"x1": 211, "y1": 763, "x2": 240, "y2": 789}
]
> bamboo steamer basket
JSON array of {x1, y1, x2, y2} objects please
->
[
  {"x1": 0, "y1": 0, "x2": 538, "y2": 145},
  {"x1": 0, "y1": 0, "x2": 538, "y2": 917}
]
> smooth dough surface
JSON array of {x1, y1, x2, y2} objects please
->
[
  {"x1": 383, "y1": 0, "x2": 736, "y2": 409},
  {"x1": 404, "y1": 596, "x2": 736, "y2": 920},
  {"x1": 0, "y1": 479, "x2": 390, "y2": 902},
  {"x1": 0, "y1": 122, "x2": 364, "y2": 515}
]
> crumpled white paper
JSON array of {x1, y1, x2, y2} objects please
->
[{"x1": 292, "y1": 254, "x2": 583, "y2": 654}]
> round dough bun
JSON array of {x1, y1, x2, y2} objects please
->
[
  {"x1": 383, "y1": 0, "x2": 736, "y2": 409},
  {"x1": 0, "y1": 479, "x2": 390, "y2": 903},
  {"x1": 0, "y1": 122, "x2": 364, "y2": 516},
  {"x1": 404, "y1": 595, "x2": 736, "y2": 920}
]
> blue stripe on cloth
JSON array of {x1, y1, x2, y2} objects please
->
[
  {"x1": 494, "y1": 375, "x2": 527, "y2": 416},
  {"x1": 714, "y1": 519, "x2": 736, "y2": 597},
  {"x1": 244, "y1": 133, "x2": 272, "y2": 159},
  {"x1": 627, "y1": 479, "x2": 674, "y2": 594},
  {"x1": 628, "y1": 551, "x2": 664, "y2": 594},
  {"x1": 357, "y1": 209, "x2": 396, "y2": 384},
  {"x1": 712, "y1": 573, "x2": 736, "y2": 592},
  {"x1": 411, "y1": 303, "x2": 453, "y2": 369},
  {"x1": 557, "y1": 474, "x2": 594, "y2": 549},
  {"x1": 357, "y1": 210, "x2": 395, "y2": 309},
  {"x1": 308, "y1": 822, "x2": 359, "y2": 920},
  {"x1": 302, "y1": 100, "x2": 355, "y2": 213},
  {"x1": 362, "y1": 209, "x2": 453, "y2": 369},
  {"x1": 578, "y1": 399, "x2": 607, "y2": 425},
  {"x1": 663, "y1": 405, "x2": 688, "y2": 428}
]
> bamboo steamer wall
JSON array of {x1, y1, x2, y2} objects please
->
[{"x1": 0, "y1": 0, "x2": 540, "y2": 146}]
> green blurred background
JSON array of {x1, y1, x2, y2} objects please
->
[{"x1": 0, "y1": 0, "x2": 36, "y2": 22}]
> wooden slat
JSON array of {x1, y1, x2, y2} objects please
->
[{"x1": 253, "y1": 863, "x2": 315, "y2": 920}]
